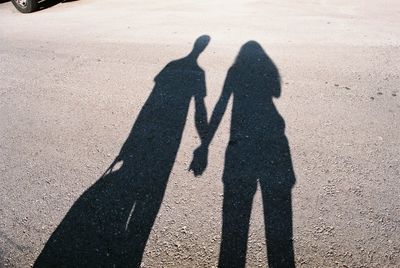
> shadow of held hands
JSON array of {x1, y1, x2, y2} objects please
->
[{"x1": 189, "y1": 145, "x2": 208, "y2": 177}]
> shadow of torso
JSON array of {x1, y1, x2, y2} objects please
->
[{"x1": 223, "y1": 59, "x2": 294, "y2": 189}]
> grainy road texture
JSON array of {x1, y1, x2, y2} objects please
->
[{"x1": 1, "y1": 0, "x2": 399, "y2": 267}]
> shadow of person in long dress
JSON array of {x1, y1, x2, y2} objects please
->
[
  {"x1": 191, "y1": 41, "x2": 296, "y2": 267},
  {"x1": 34, "y1": 35, "x2": 210, "y2": 268}
]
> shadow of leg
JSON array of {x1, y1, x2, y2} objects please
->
[
  {"x1": 218, "y1": 182, "x2": 256, "y2": 268},
  {"x1": 262, "y1": 186, "x2": 294, "y2": 268}
]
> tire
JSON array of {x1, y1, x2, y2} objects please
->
[{"x1": 11, "y1": 0, "x2": 38, "y2": 13}]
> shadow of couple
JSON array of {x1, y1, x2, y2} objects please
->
[{"x1": 34, "y1": 35, "x2": 296, "y2": 268}]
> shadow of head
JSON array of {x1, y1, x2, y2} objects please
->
[
  {"x1": 231, "y1": 40, "x2": 281, "y2": 98},
  {"x1": 190, "y1": 35, "x2": 211, "y2": 58}
]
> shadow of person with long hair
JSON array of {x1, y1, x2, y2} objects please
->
[
  {"x1": 34, "y1": 35, "x2": 210, "y2": 268},
  {"x1": 191, "y1": 41, "x2": 296, "y2": 267}
]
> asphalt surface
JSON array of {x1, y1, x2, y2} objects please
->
[{"x1": 1, "y1": 0, "x2": 399, "y2": 267}]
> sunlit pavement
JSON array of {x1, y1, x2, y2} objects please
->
[{"x1": 1, "y1": 0, "x2": 399, "y2": 267}]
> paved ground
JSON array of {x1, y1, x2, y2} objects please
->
[{"x1": 1, "y1": 0, "x2": 399, "y2": 267}]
